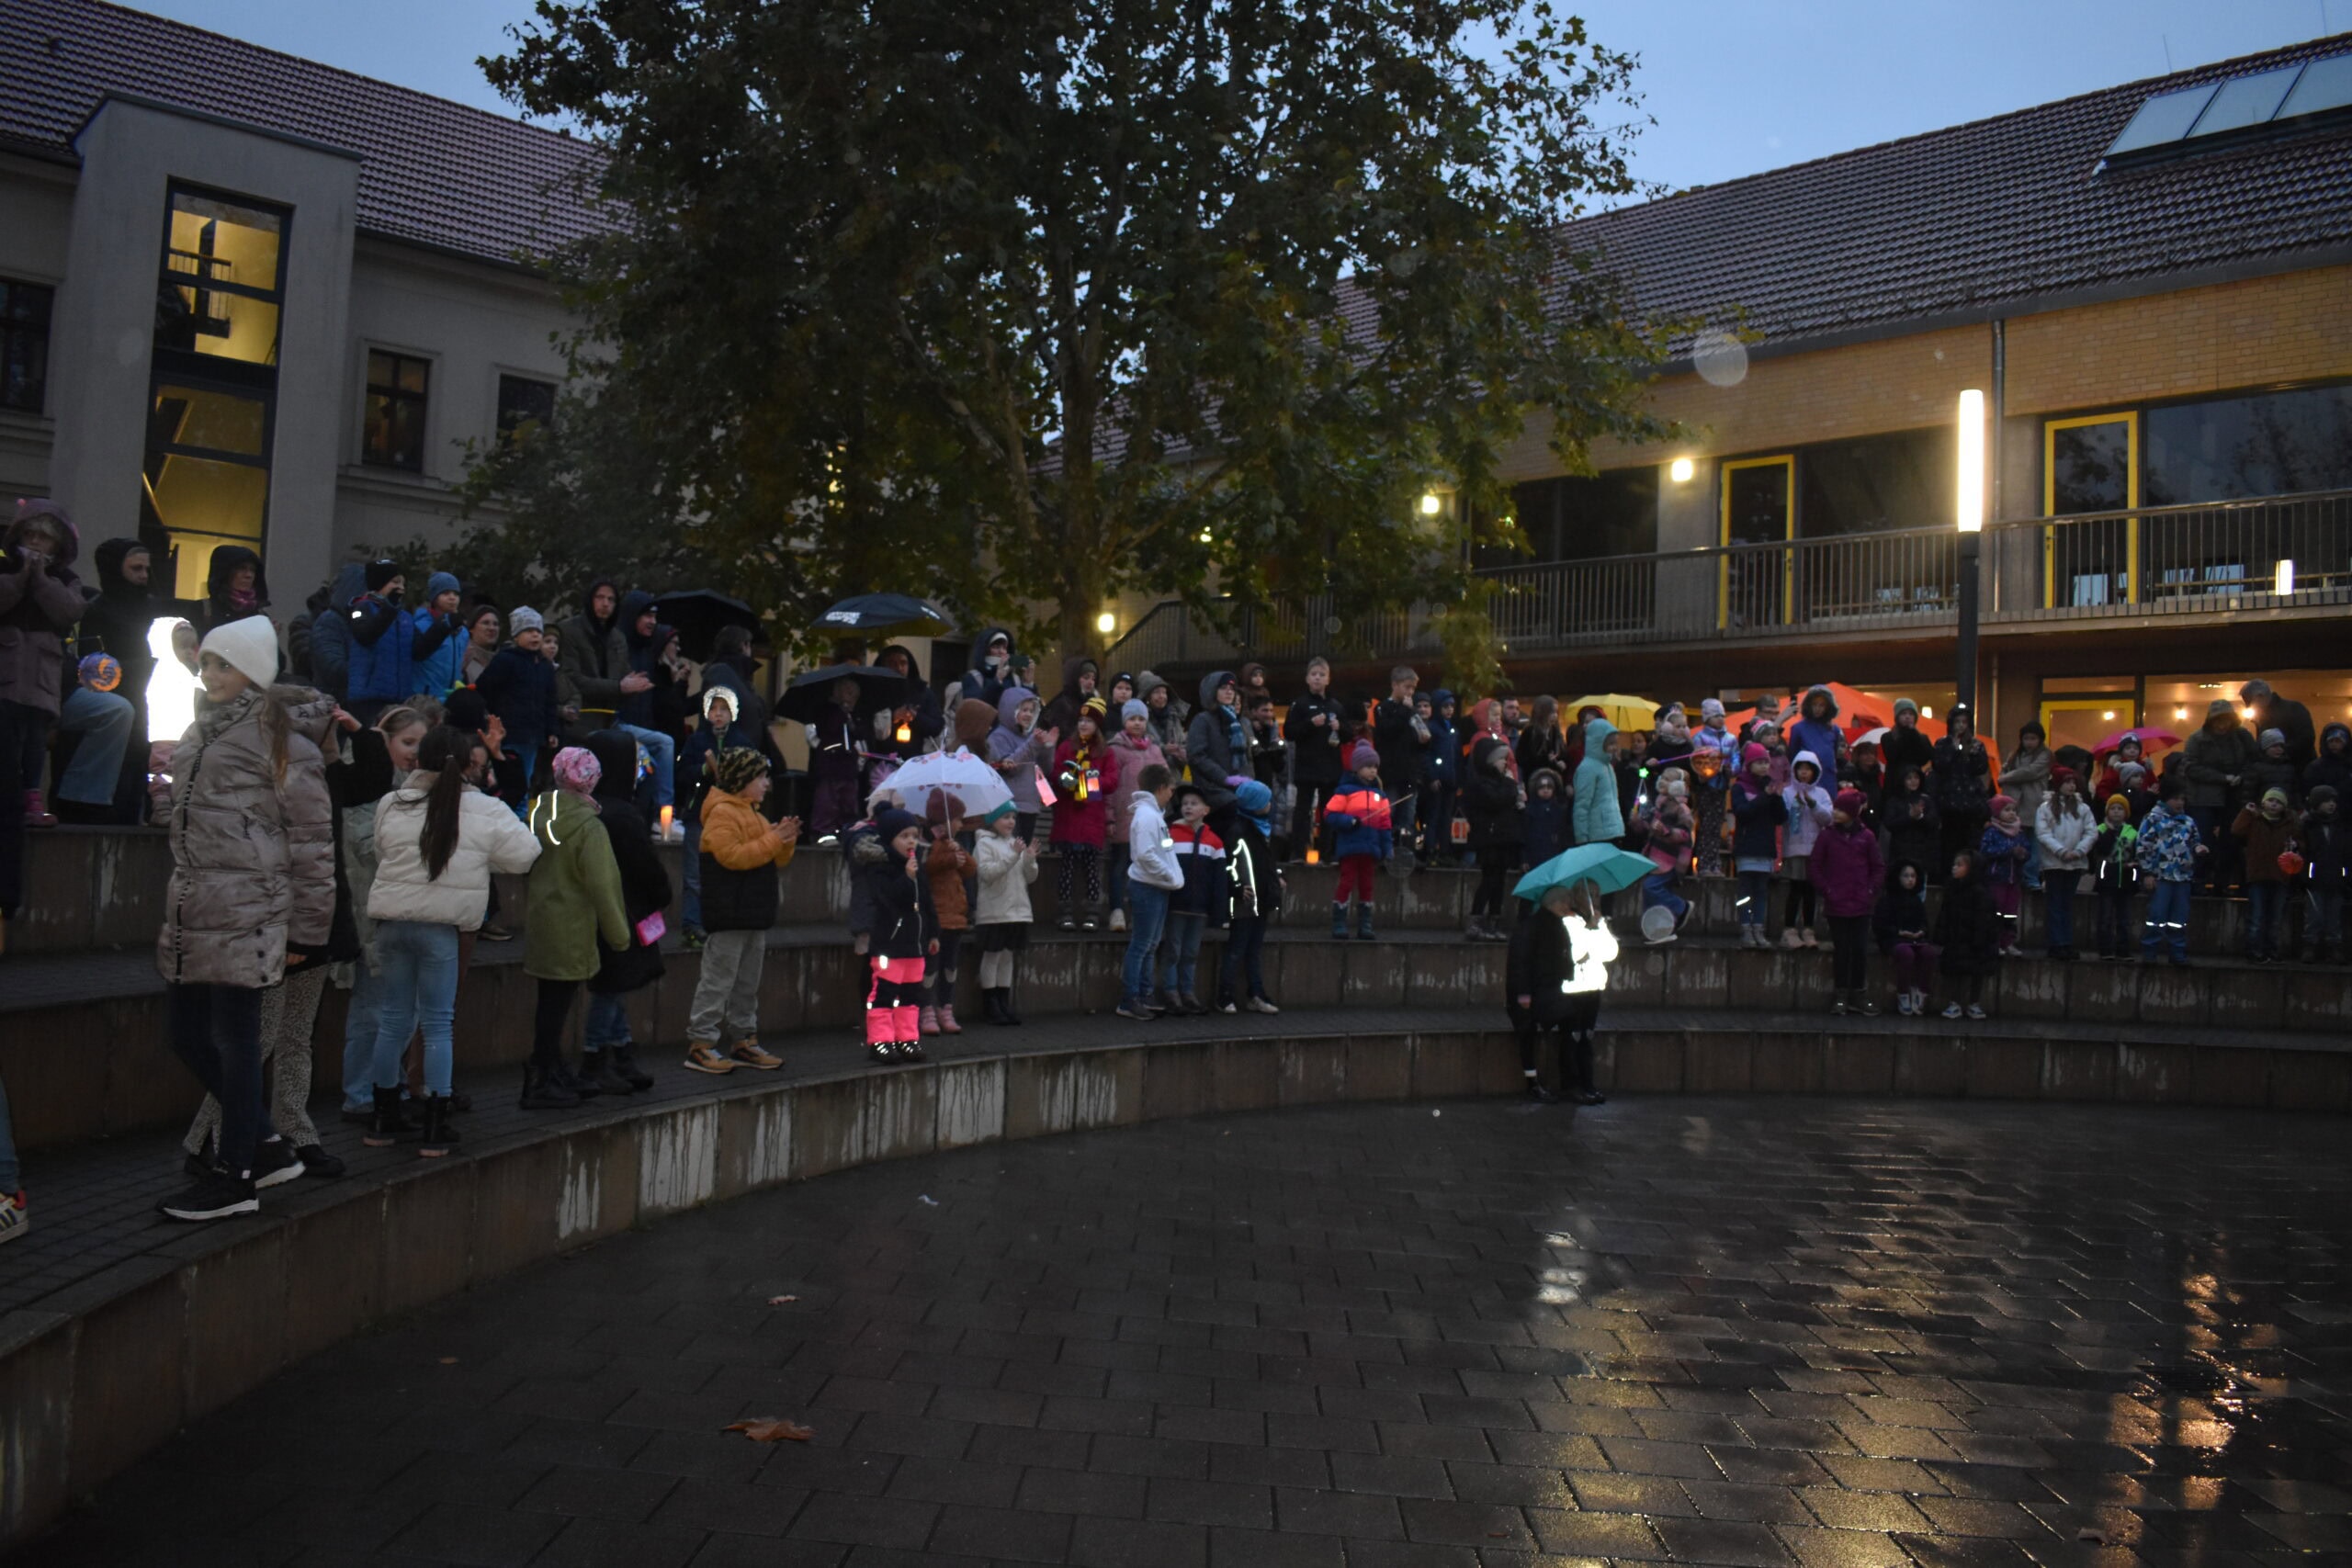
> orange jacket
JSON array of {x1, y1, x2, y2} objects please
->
[{"x1": 702, "y1": 788, "x2": 797, "y2": 872}]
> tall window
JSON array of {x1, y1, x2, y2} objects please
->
[
  {"x1": 0, "y1": 279, "x2": 52, "y2": 413},
  {"x1": 146, "y1": 184, "x2": 288, "y2": 597},
  {"x1": 496, "y1": 374, "x2": 556, "y2": 438},
  {"x1": 364, "y1": 350, "x2": 431, "y2": 470},
  {"x1": 1492, "y1": 470, "x2": 1658, "y2": 567}
]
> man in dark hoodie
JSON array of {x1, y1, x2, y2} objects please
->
[
  {"x1": 602, "y1": 589, "x2": 674, "y2": 816},
  {"x1": 961, "y1": 627, "x2": 1017, "y2": 708},
  {"x1": 871, "y1": 643, "x2": 944, "y2": 761},
  {"x1": 188, "y1": 541, "x2": 268, "y2": 635},
  {"x1": 304, "y1": 560, "x2": 369, "y2": 702},
  {"x1": 556, "y1": 577, "x2": 645, "y2": 726},
  {"x1": 1040, "y1": 654, "x2": 1100, "y2": 739}
]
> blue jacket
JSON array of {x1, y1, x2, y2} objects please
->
[
  {"x1": 1422, "y1": 694, "x2": 1459, "y2": 784},
  {"x1": 345, "y1": 592, "x2": 413, "y2": 705},
  {"x1": 1570, "y1": 717, "x2": 1622, "y2": 845},
  {"x1": 1731, "y1": 777, "x2": 1787, "y2": 862},
  {"x1": 1789, "y1": 686, "x2": 1843, "y2": 780},
  {"x1": 306, "y1": 562, "x2": 368, "y2": 699},
  {"x1": 408, "y1": 571, "x2": 466, "y2": 696},
  {"x1": 477, "y1": 645, "x2": 560, "y2": 750},
  {"x1": 1523, "y1": 785, "x2": 1569, "y2": 867},
  {"x1": 1323, "y1": 779, "x2": 1396, "y2": 861}
]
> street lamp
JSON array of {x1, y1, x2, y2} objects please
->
[
  {"x1": 1955, "y1": 389, "x2": 1985, "y2": 713},
  {"x1": 1095, "y1": 610, "x2": 1116, "y2": 637}
]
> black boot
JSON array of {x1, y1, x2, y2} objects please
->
[
  {"x1": 418, "y1": 1094, "x2": 460, "y2": 1157},
  {"x1": 519, "y1": 1060, "x2": 581, "y2": 1111},
  {"x1": 579, "y1": 1050, "x2": 633, "y2": 1096},
  {"x1": 607, "y1": 1045, "x2": 655, "y2": 1090},
  {"x1": 1569, "y1": 1033, "x2": 1607, "y2": 1105},
  {"x1": 1001, "y1": 986, "x2": 1024, "y2": 1025},
  {"x1": 362, "y1": 1086, "x2": 420, "y2": 1147},
  {"x1": 984, "y1": 987, "x2": 1012, "y2": 1025}
]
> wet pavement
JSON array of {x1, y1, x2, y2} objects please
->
[{"x1": 27, "y1": 1096, "x2": 2352, "y2": 1566}]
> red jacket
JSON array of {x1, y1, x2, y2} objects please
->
[
  {"x1": 1048, "y1": 736, "x2": 1121, "y2": 847},
  {"x1": 1808, "y1": 820, "x2": 1885, "y2": 919}
]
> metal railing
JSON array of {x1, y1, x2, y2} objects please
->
[{"x1": 1104, "y1": 489, "x2": 2352, "y2": 669}]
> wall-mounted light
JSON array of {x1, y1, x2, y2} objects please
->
[
  {"x1": 2102, "y1": 711, "x2": 2116, "y2": 721},
  {"x1": 1920, "y1": 705, "x2": 1934, "y2": 719},
  {"x1": 2175, "y1": 705, "x2": 2188, "y2": 721},
  {"x1": 1955, "y1": 389, "x2": 1985, "y2": 532},
  {"x1": 1095, "y1": 611, "x2": 1115, "y2": 636},
  {"x1": 2275, "y1": 559, "x2": 2296, "y2": 595},
  {"x1": 1419, "y1": 492, "x2": 1443, "y2": 516},
  {"x1": 1668, "y1": 457, "x2": 1695, "y2": 484}
]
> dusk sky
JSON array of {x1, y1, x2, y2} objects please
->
[{"x1": 132, "y1": 0, "x2": 2340, "y2": 201}]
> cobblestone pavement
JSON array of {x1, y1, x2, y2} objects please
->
[{"x1": 26, "y1": 1097, "x2": 2352, "y2": 1567}]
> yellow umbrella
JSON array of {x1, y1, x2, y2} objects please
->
[{"x1": 1564, "y1": 694, "x2": 1659, "y2": 731}]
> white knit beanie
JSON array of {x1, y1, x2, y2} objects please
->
[{"x1": 198, "y1": 615, "x2": 279, "y2": 689}]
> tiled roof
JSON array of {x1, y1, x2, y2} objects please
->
[
  {"x1": 1561, "y1": 34, "x2": 2352, "y2": 355},
  {"x1": 0, "y1": 0, "x2": 607, "y2": 268}
]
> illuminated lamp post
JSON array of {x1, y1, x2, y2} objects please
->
[{"x1": 1954, "y1": 389, "x2": 1986, "y2": 713}]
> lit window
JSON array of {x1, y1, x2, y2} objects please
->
[
  {"x1": 364, "y1": 350, "x2": 431, "y2": 470},
  {"x1": 155, "y1": 187, "x2": 285, "y2": 367},
  {"x1": 496, "y1": 374, "x2": 556, "y2": 438},
  {"x1": 0, "y1": 279, "x2": 52, "y2": 413}
]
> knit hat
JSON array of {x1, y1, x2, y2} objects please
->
[
  {"x1": 710, "y1": 746, "x2": 769, "y2": 795},
  {"x1": 979, "y1": 799, "x2": 1015, "y2": 824},
  {"x1": 1700, "y1": 697, "x2": 1725, "y2": 722},
  {"x1": 1894, "y1": 697, "x2": 1918, "y2": 720},
  {"x1": 2106, "y1": 794, "x2": 2131, "y2": 812},
  {"x1": 198, "y1": 615, "x2": 279, "y2": 689},
  {"x1": 874, "y1": 807, "x2": 924, "y2": 844},
  {"x1": 1348, "y1": 739, "x2": 1380, "y2": 772},
  {"x1": 2118, "y1": 761, "x2": 2147, "y2": 784},
  {"x1": 1081, "y1": 695, "x2": 1108, "y2": 719},
  {"x1": 550, "y1": 745, "x2": 602, "y2": 796},
  {"x1": 1121, "y1": 699, "x2": 1148, "y2": 724},
  {"x1": 509, "y1": 605, "x2": 544, "y2": 636},
  {"x1": 364, "y1": 558, "x2": 402, "y2": 593},
  {"x1": 1741, "y1": 741, "x2": 1770, "y2": 765},
  {"x1": 2310, "y1": 784, "x2": 2338, "y2": 809},
  {"x1": 1833, "y1": 788, "x2": 1865, "y2": 817},
  {"x1": 2258, "y1": 728, "x2": 2285, "y2": 750},
  {"x1": 2262, "y1": 786, "x2": 2290, "y2": 808},
  {"x1": 1989, "y1": 794, "x2": 2016, "y2": 814},
  {"x1": 424, "y1": 570, "x2": 460, "y2": 603},
  {"x1": 2208, "y1": 698, "x2": 2235, "y2": 719},
  {"x1": 922, "y1": 790, "x2": 965, "y2": 824},
  {"x1": 1235, "y1": 777, "x2": 1272, "y2": 816},
  {"x1": 2051, "y1": 765, "x2": 2077, "y2": 789}
]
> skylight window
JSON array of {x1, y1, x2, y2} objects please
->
[{"x1": 2099, "y1": 50, "x2": 2352, "y2": 165}]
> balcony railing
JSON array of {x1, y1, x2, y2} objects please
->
[{"x1": 1104, "y1": 489, "x2": 2352, "y2": 670}]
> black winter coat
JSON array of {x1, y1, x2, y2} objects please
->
[
  {"x1": 1283, "y1": 693, "x2": 1348, "y2": 785},
  {"x1": 1462, "y1": 742, "x2": 1523, "y2": 852},
  {"x1": 1935, "y1": 874, "x2": 2001, "y2": 976},
  {"x1": 1930, "y1": 736, "x2": 1992, "y2": 821},
  {"x1": 1504, "y1": 906, "x2": 1599, "y2": 1028},
  {"x1": 588, "y1": 734, "x2": 672, "y2": 994},
  {"x1": 861, "y1": 849, "x2": 933, "y2": 959}
]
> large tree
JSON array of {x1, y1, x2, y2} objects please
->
[{"x1": 489, "y1": 0, "x2": 1668, "y2": 664}]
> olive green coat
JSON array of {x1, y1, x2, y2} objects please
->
[{"x1": 523, "y1": 790, "x2": 628, "y2": 982}]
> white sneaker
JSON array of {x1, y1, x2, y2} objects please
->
[
  {"x1": 1779, "y1": 928, "x2": 1804, "y2": 951},
  {"x1": 1895, "y1": 994, "x2": 1914, "y2": 1016},
  {"x1": 1108, "y1": 908, "x2": 1127, "y2": 932},
  {"x1": 1246, "y1": 997, "x2": 1282, "y2": 1015},
  {"x1": 1965, "y1": 1003, "x2": 1987, "y2": 1021},
  {"x1": 1940, "y1": 1001, "x2": 1963, "y2": 1020}
]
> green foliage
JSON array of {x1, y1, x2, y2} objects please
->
[{"x1": 484, "y1": 0, "x2": 1672, "y2": 667}]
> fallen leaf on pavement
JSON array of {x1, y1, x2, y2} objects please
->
[
  {"x1": 725, "y1": 1418, "x2": 815, "y2": 1443},
  {"x1": 766, "y1": 1294, "x2": 798, "y2": 1305}
]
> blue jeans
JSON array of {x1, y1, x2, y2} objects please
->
[
  {"x1": 682, "y1": 819, "x2": 704, "y2": 929},
  {"x1": 1159, "y1": 911, "x2": 1206, "y2": 996},
  {"x1": 2141, "y1": 879, "x2": 2190, "y2": 961},
  {"x1": 167, "y1": 982, "x2": 268, "y2": 1175},
  {"x1": 341, "y1": 950, "x2": 384, "y2": 1111},
  {"x1": 2041, "y1": 869, "x2": 2081, "y2": 951},
  {"x1": 2021, "y1": 835, "x2": 2042, "y2": 893},
  {"x1": 1736, "y1": 867, "x2": 1773, "y2": 928},
  {"x1": 2245, "y1": 882, "x2": 2287, "y2": 956},
  {"x1": 1641, "y1": 870, "x2": 1687, "y2": 923},
  {"x1": 616, "y1": 723, "x2": 675, "y2": 809},
  {"x1": 586, "y1": 993, "x2": 631, "y2": 1049},
  {"x1": 56, "y1": 685, "x2": 136, "y2": 807},
  {"x1": 371, "y1": 919, "x2": 461, "y2": 1095},
  {"x1": 1123, "y1": 883, "x2": 1171, "y2": 1001}
]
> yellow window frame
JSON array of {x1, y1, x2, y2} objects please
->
[
  {"x1": 1717, "y1": 455, "x2": 1795, "y2": 630},
  {"x1": 2037, "y1": 696, "x2": 2136, "y2": 750},
  {"x1": 2041, "y1": 412, "x2": 2140, "y2": 608}
]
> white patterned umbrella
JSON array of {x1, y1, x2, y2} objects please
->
[{"x1": 866, "y1": 748, "x2": 1012, "y2": 819}]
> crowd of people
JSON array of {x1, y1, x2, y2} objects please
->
[{"x1": 1, "y1": 499, "x2": 2345, "y2": 1231}]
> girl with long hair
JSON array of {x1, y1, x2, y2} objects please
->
[{"x1": 367, "y1": 725, "x2": 540, "y2": 1153}]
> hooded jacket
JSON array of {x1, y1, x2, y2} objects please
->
[
  {"x1": 987, "y1": 685, "x2": 1053, "y2": 810},
  {"x1": 1781, "y1": 751, "x2": 1832, "y2": 859},
  {"x1": 478, "y1": 641, "x2": 560, "y2": 750},
  {"x1": 961, "y1": 626, "x2": 1017, "y2": 708},
  {"x1": 1569, "y1": 717, "x2": 1623, "y2": 846},
  {"x1": 1522, "y1": 771, "x2": 1570, "y2": 867},
  {"x1": 556, "y1": 576, "x2": 631, "y2": 709},
  {"x1": 523, "y1": 786, "x2": 629, "y2": 981},
  {"x1": 1808, "y1": 817, "x2": 1884, "y2": 919},
  {"x1": 344, "y1": 567, "x2": 414, "y2": 706},
  {"x1": 587, "y1": 729, "x2": 672, "y2": 994},
  {"x1": 1930, "y1": 714, "x2": 1992, "y2": 820},
  {"x1": 1731, "y1": 754, "x2": 1788, "y2": 862},
  {"x1": 156, "y1": 684, "x2": 336, "y2": 988},
  {"x1": 1423, "y1": 694, "x2": 1460, "y2": 784},
  {"x1": 1104, "y1": 727, "x2": 1167, "y2": 844},
  {"x1": 1183, "y1": 670, "x2": 1246, "y2": 811},
  {"x1": 870, "y1": 642, "x2": 944, "y2": 759},
  {"x1": 679, "y1": 682, "x2": 760, "y2": 809},
  {"x1": 78, "y1": 536, "x2": 160, "y2": 706},
  {"x1": 700, "y1": 776, "x2": 796, "y2": 931},
  {"x1": 368, "y1": 766, "x2": 542, "y2": 930},
  {"x1": 302, "y1": 561, "x2": 369, "y2": 701},
  {"x1": 2305, "y1": 723, "x2": 2352, "y2": 801},
  {"x1": 1, "y1": 502, "x2": 85, "y2": 716},
  {"x1": 1040, "y1": 654, "x2": 1100, "y2": 739},
  {"x1": 194, "y1": 543, "x2": 269, "y2": 634},
  {"x1": 973, "y1": 824, "x2": 1038, "y2": 924},
  {"x1": 1136, "y1": 669, "x2": 1189, "y2": 758},
  {"x1": 1788, "y1": 685, "x2": 1842, "y2": 775},
  {"x1": 407, "y1": 570, "x2": 469, "y2": 697},
  {"x1": 2181, "y1": 708, "x2": 2257, "y2": 812},
  {"x1": 1126, "y1": 791, "x2": 1183, "y2": 890},
  {"x1": 1322, "y1": 775, "x2": 1394, "y2": 861}
]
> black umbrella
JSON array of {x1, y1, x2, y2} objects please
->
[
  {"x1": 816, "y1": 592, "x2": 954, "y2": 637},
  {"x1": 652, "y1": 589, "x2": 760, "y2": 660},
  {"x1": 776, "y1": 662, "x2": 922, "y2": 724}
]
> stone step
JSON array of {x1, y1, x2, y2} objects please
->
[{"x1": 8, "y1": 827, "x2": 2297, "y2": 956}]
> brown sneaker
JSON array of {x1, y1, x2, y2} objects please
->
[
  {"x1": 683, "y1": 1043, "x2": 736, "y2": 1076},
  {"x1": 729, "y1": 1040, "x2": 783, "y2": 1071}
]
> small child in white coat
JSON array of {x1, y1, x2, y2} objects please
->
[
  {"x1": 972, "y1": 800, "x2": 1039, "y2": 1023},
  {"x1": 1779, "y1": 750, "x2": 1833, "y2": 948}
]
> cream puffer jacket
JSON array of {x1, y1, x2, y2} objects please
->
[
  {"x1": 368, "y1": 777, "x2": 543, "y2": 930},
  {"x1": 157, "y1": 685, "x2": 336, "y2": 988}
]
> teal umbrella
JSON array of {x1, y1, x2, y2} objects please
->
[{"x1": 1513, "y1": 844, "x2": 1658, "y2": 902}]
